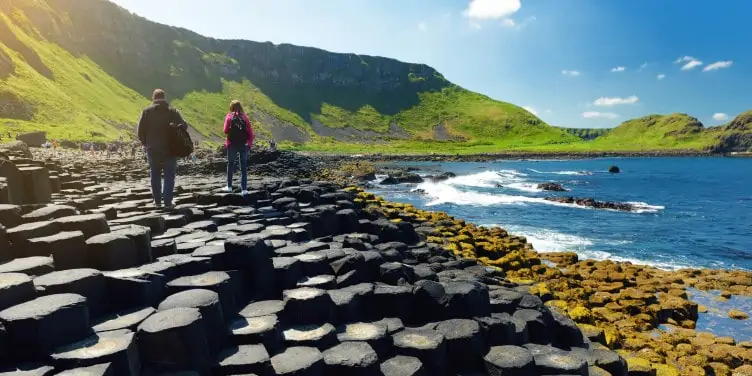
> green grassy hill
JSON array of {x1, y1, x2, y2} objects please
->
[
  {"x1": 0, "y1": 0, "x2": 749, "y2": 153},
  {"x1": 0, "y1": 0, "x2": 577, "y2": 149}
]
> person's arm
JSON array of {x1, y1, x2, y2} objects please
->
[
  {"x1": 172, "y1": 108, "x2": 188, "y2": 130},
  {"x1": 243, "y1": 114, "x2": 254, "y2": 147},
  {"x1": 137, "y1": 110, "x2": 147, "y2": 145},
  {"x1": 223, "y1": 114, "x2": 231, "y2": 135}
]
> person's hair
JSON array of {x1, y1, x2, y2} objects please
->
[
  {"x1": 152, "y1": 89, "x2": 166, "y2": 101},
  {"x1": 229, "y1": 100, "x2": 244, "y2": 114}
]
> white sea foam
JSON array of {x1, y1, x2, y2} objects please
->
[
  {"x1": 482, "y1": 224, "x2": 690, "y2": 271},
  {"x1": 528, "y1": 169, "x2": 592, "y2": 176},
  {"x1": 626, "y1": 202, "x2": 666, "y2": 214}
]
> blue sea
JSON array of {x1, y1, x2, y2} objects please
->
[
  {"x1": 370, "y1": 156, "x2": 752, "y2": 340},
  {"x1": 372, "y1": 157, "x2": 752, "y2": 271}
]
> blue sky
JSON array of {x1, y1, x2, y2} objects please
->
[{"x1": 110, "y1": 0, "x2": 751, "y2": 129}]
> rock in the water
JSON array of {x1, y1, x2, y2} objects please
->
[
  {"x1": 543, "y1": 196, "x2": 636, "y2": 212},
  {"x1": 537, "y1": 183, "x2": 567, "y2": 192},
  {"x1": 380, "y1": 172, "x2": 423, "y2": 185},
  {"x1": 608, "y1": 165, "x2": 620, "y2": 173}
]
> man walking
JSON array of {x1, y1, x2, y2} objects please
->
[{"x1": 137, "y1": 89, "x2": 187, "y2": 209}]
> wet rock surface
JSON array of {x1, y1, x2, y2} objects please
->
[
  {"x1": 544, "y1": 196, "x2": 636, "y2": 212},
  {"x1": 0, "y1": 145, "x2": 745, "y2": 375}
]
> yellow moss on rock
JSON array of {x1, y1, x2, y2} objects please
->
[{"x1": 569, "y1": 306, "x2": 594, "y2": 324}]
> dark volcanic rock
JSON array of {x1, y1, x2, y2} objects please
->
[
  {"x1": 137, "y1": 307, "x2": 211, "y2": 374},
  {"x1": 544, "y1": 196, "x2": 636, "y2": 212},
  {"x1": 380, "y1": 172, "x2": 424, "y2": 185},
  {"x1": 537, "y1": 182, "x2": 566, "y2": 192},
  {"x1": 0, "y1": 293, "x2": 91, "y2": 361},
  {"x1": 608, "y1": 165, "x2": 620, "y2": 173}
]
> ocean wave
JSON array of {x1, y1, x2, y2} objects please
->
[
  {"x1": 528, "y1": 168, "x2": 592, "y2": 176},
  {"x1": 626, "y1": 202, "x2": 666, "y2": 214},
  {"x1": 483, "y1": 224, "x2": 691, "y2": 271},
  {"x1": 417, "y1": 179, "x2": 664, "y2": 214},
  {"x1": 506, "y1": 182, "x2": 543, "y2": 193}
]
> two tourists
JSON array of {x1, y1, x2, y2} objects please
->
[
  {"x1": 222, "y1": 100, "x2": 254, "y2": 194},
  {"x1": 137, "y1": 90, "x2": 254, "y2": 208}
]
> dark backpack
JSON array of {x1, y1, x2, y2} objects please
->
[
  {"x1": 228, "y1": 113, "x2": 249, "y2": 146},
  {"x1": 167, "y1": 111, "x2": 193, "y2": 158}
]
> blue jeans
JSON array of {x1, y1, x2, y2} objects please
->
[
  {"x1": 146, "y1": 149, "x2": 177, "y2": 206},
  {"x1": 227, "y1": 144, "x2": 249, "y2": 190}
]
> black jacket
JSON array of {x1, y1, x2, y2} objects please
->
[{"x1": 137, "y1": 100, "x2": 187, "y2": 151}]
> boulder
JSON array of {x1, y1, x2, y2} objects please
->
[
  {"x1": 608, "y1": 165, "x2": 621, "y2": 173},
  {"x1": 16, "y1": 132, "x2": 46, "y2": 147},
  {"x1": 537, "y1": 182, "x2": 567, "y2": 192}
]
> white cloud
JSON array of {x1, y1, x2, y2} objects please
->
[
  {"x1": 610, "y1": 66, "x2": 626, "y2": 73},
  {"x1": 417, "y1": 22, "x2": 427, "y2": 32},
  {"x1": 501, "y1": 18, "x2": 516, "y2": 27},
  {"x1": 703, "y1": 60, "x2": 733, "y2": 72},
  {"x1": 561, "y1": 70, "x2": 580, "y2": 77},
  {"x1": 712, "y1": 113, "x2": 729, "y2": 121},
  {"x1": 640, "y1": 62, "x2": 649, "y2": 70},
  {"x1": 657, "y1": 74, "x2": 666, "y2": 80},
  {"x1": 522, "y1": 106, "x2": 538, "y2": 116},
  {"x1": 675, "y1": 56, "x2": 703, "y2": 71},
  {"x1": 593, "y1": 96, "x2": 639, "y2": 106},
  {"x1": 582, "y1": 111, "x2": 619, "y2": 119},
  {"x1": 464, "y1": 0, "x2": 521, "y2": 20},
  {"x1": 470, "y1": 21, "x2": 482, "y2": 30}
]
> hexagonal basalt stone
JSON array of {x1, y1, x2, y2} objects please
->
[
  {"x1": 51, "y1": 329, "x2": 139, "y2": 376},
  {"x1": 271, "y1": 346, "x2": 325, "y2": 376},
  {"x1": 391, "y1": 330, "x2": 446, "y2": 374},
  {"x1": 323, "y1": 341, "x2": 379, "y2": 376},
  {"x1": 32, "y1": 269, "x2": 106, "y2": 316},
  {"x1": 92, "y1": 307, "x2": 155, "y2": 333},
  {"x1": 166, "y1": 272, "x2": 236, "y2": 320},
  {"x1": 228, "y1": 314, "x2": 284, "y2": 354},
  {"x1": 0, "y1": 293, "x2": 91, "y2": 361},
  {"x1": 283, "y1": 323, "x2": 337, "y2": 350},
  {"x1": 54, "y1": 363, "x2": 113, "y2": 376},
  {"x1": 484, "y1": 345, "x2": 535, "y2": 376},
  {"x1": 136, "y1": 307, "x2": 210, "y2": 373},
  {"x1": 434, "y1": 319, "x2": 487, "y2": 372},
  {"x1": 0, "y1": 364, "x2": 55, "y2": 376},
  {"x1": 0, "y1": 256, "x2": 54, "y2": 277},
  {"x1": 533, "y1": 351, "x2": 588, "y2": 375},
  {"x1": 281, "y1": 287, "x2": 334, "y2": 325},
  {"x1": 239, "y1": 300, "x2": 284, "y2": 318},
  {"x1": 336, "y1": 322, "x2": 391, "y2": 357},
  {"x1": 157, "y1": 289, "x2": 227, "y2": 357},
  {"x1": 213, "y1": 344, "x2": 272, "y2": 376},
  {"x1": 0, "y1": 272, "x2": 35, "y2": 311},
  {"x1": 379, "y1": 355, "x2": 426, "y2": 376},
  {"x1": 85, "y1": 234, "x2": 139, "y2": 271}
]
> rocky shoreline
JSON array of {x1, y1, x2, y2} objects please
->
[
  {"x1": 0, "y1": 144, "x2": 749, "y2": 375},
  {"x1": 305, "y1": 149, "x2": 721, "y2": 163}
]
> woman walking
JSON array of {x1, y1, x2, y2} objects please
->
[{"x1": 222, "y1": 100, "x2": 254, "y2": 194}]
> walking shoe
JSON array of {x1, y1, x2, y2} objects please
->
[
  {"x1": 221, "y1": 186, "x2": 232, "y2": 192},
  {"x1": 241, "y1": 190, "x2": 249, "y2": 195},
  {"x1": 164, "y1": 204, "x2": 175, "y2": 211}
]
